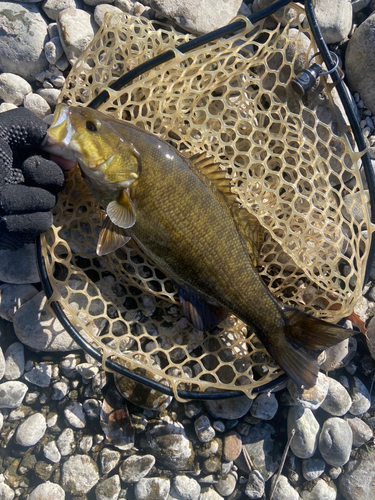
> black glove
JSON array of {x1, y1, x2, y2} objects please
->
[{"x1": 0, "y1": 108, "x2": 65, "y2": 250}]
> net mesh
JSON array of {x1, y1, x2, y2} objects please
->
[{"x1": 40, "y1": 4, "x2": 373, "y2": 399}]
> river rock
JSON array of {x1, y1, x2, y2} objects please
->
[
  {"x1": 223, "y1": 431, "x2": 242, "y2": 462},
  {"x1": 302, "y1": 458, "x2": 325, "y2": 481},
  {"x1": 346, "y1": 11, "x2": 375, "y2": 114},
  {"x1": 0, "y1": 3, "x2": 49, "y2": 81},
  {"x1": 0, "y1": 348, "x2": 5, "y2": 381},
  {"x1": 320, "y1": 339, "x2": 350, "y2": 372},
  {"x1": 135, "y1": 477, "x2": 170, "y2": 500},
  {"x1": 320, "y1": 377, "x2": 352, "y2": 416},
  {"x1": 173, "y1": 475, "x2": 201, "y2": 500},
  {"x1": 319, "y1": 417, "x2": 353, "y2": 466},
  {"x1": 250, "y1": 392, "x2": 278, "y2": 420},
  {"x1": 287, "y1": 372, "x2": 329, "y2": 410},
  {"x1": 195, "y1": 415, "x2": 215, "y2": 443},
  {"x1": 57, "y1": 7, "x2": 98, "y2": 65},
  {"x1": 349, "y1": 376, "x2": 371, "y2": 415},
  {"x1": 204, "y1": 393, "x2": 252, "y2": 419},
  {"x1": 119, "y1": 454, "x2": 155, "y2": 483},
  {"x1": 94, "y1": 4, "x2": 124, "y2": 26},
  {"x1": 24, "y1": 362, "x2": 52, "y2": 387},
  {"x1": 29, "y1": 481, "x2": 65, "y2": 500},
  {"x1": 300, "y1": 478, "x2": 337, "y2": 500},
  {"x1": 147, "y1": 0, "x2": 242, "y2": 34},
  {"x1": 36, "y1": 88, "x2": 61, "y2": 106},
  {"x1": 0, "y1": 283, "x2": 39, "y2": 321},
  {"x1": 288, "y1": 407, "x2": 320, "y2": 459},
  {"x1": 0, "y1": 73, "x2": 32, "y2": 106},
  {"x1": 240, "y1": 422, "x2": 281, "y2": 481},
  {"x1": 13, "y1": 291, "x2": 80, "y2": 352},
  {"x1": 0, "y1": 381, "x2": 28, "y2": 409},
  {"x1": 23, "y1": 93, "x2": 51, "y2": 119},
  {"x1": 64, "y1": 401, "x2": 86, "y2": 428},
  {"x1": 43, "y1": 440, "x2": 61, "y2": 463},
  {"x1": 61, "y1": 455, "x2": 99, "y2": 495},
  {"x1": 346, "y1": 417, "x2": 374, "y2": 447},
  {"x1": 57, "y1": 428, "x2": 75, "y2": 456},
  {"x1": 245, "y1": 470, "x2": 265, "y2": 499},
  {"x1": 15, "y1": 412, "x2": 47, "y2": 447},
  {"x1": 0, "y1": 244, "x2": 40, "y2": 284},
  {"x1": 269, "y1": 474, "x2": 300, "y2": 500},
  {"x1": 303, "y1": 0, "x2": 352, "y2": 43},
  {"x1": 100, "y1": 448, "x2": 121, "y2": 475},
  {"x1": 339, "y1": 447, "x2": 375, "y2": 500},
  {"x1": 95, "y1": 474, "x2": 121, "y2": 500},
  {"x1": 4, "y1": 342, "x2": 24, "y2": 380},
  {"x1": 100, "y1": 387, "x2": 134, "y2": 450},
  {"x1": 44, "y1": 36, "x2": 64, "y2": 65},
  {"x1": 139, "y1": 416, "x2": 194, "y2": 470},
  {"x1": 43, "y1": 0, "x2": 82, "y2": 21}
]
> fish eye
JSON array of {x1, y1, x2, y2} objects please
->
[{"x1": 86, "y1": 120, "x2": 100, "y2": 132}]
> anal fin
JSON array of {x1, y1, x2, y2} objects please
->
[
  {"x1": 97, "y1": 215, "x2": 131, "y2": 256},
  {"x1": 178, "y1": 285, "x2": 227, "y2": 331}
]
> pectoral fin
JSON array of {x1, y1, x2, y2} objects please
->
[
  {"x1": 106, "y1": 189, "x2": 136, "y2": 229},
  {"x1": 178, "y1": 285, "x2": 227, "y2": 331},
  {"x1": 97, "y1": 216, "x2": 131, "y2": 256}
]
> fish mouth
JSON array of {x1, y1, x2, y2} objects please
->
[{"x1": 41, "y1": 104, "x2": 80, "y2": 169}]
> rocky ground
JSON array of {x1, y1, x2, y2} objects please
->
[{"x1": 1, "y1": 1, "x2": 375, "y2": 499}]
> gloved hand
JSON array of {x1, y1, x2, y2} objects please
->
[{"x1": 0, "y1": 107, "x2": 65, "y2": 250}]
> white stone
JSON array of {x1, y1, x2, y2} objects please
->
[
  {"x1": 15, "y1": 413, "x2": 47, "y2": 447},
  {"x1": 0, "y1": 483, "x2": 15, "y2": 500},
  {"x1": 64, "y1": 401, "x2": 86, "y2": 428},
  {"x1": 24, "y1": 363, "x2": 52, "y2": 387},
  {"x1": 29, "y1": 482, "x2": 65, "y2": 500},
  {"x1": 0, "y1": 74, "x2": 32, "y2": 106},
  {"x1": 303, "y1": 0, "x2": 352, "y2": 44},
  {"x1": 23, "y1": 93, "x2": 51, "y2": 119},
  {"x1": 43, "y1": 0, "x2": 80, "y2": 21},
  {"x1": 43, "y1": 440, "x2": 62, "y2": 463},
  {"x1": 94, "y1": 4, "x2": 124, "y2": 27},
  {"x1": 57, "y1": 428, "x2": 76, "y2": 456},
  {"x1": 134, "y1": 477, "x2": 170, "y2": 500},
  {"x1": 36, "y1": 88, "x2": 61, "y2": 106},
  {"x1": 0, "y1": 381, "x2": 28, "y2": 409},
  {"x1": 4, "y1": 343, "x2": 24, "y2": 381},
  {"x1": 61, "y1": 455, "x2": 99, "y2": 495},
  {"x1": 44, "y1": 36, "x2": 64, "y2": 65},
  {"x1": 0, "y1": 103, "x2": 17, "y2": 113}
]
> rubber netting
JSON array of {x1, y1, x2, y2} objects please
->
[{"x1": 41, "y1": 4, "x2": 373, "y2": 399}]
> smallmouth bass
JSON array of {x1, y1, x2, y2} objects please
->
[{"x1": 43, "y1": 103, "x2": 355, "y2": 389}]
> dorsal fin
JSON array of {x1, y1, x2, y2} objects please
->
[
  {"x1": 189, "y1": 152, "x2": 238, "y2": 202},
  {"x1": 230, "y1": 207, "x2": 264, "y2": 267}
]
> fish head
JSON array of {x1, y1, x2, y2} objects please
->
[{"x1": 43, "y1": 104, "x2": 141, "y2": 189}]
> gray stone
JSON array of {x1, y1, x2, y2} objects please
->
[
  {"x1": 83, "y1": 398, "x2": 102, "y2": 418},
  {"x1": 15, "y1": 412, "x2": 47, "y2": 447},
  {"x1": 269, "y1": 474, "x2": 300, "y2": 500},
  {"x1": 4, "y1": 342, "x2": 24, "y2": 380},
  {"x1": 320, "y1": 377, "x2": 352, "y2": 416},
  {"x1": 13, "y1": 291, "x2": 80, "y2": 352},
  {"x1": 0, "y1": 381, "x2": 28, "y2": 409},
  {"x1": 320, "y1": 339, "x2": 350, "y2": 372},
  {"x1": 43, "y1": 0, "x2": 81, "y2": 21},
  {"x1": 0, "y1": 3, "x2": 49, "y2": 81},
  {"x1": 195, "y1": 415, "x2": 215, "y2": 443},
  {"x1": 79, "y1": 435, "x2": 93, "y2": 453},
  {"x1": 245, "y1": 470, "x2": 265, "y2": 499},
  {"x1": 352, "y1": 0, "x2": 371, "y2": 13},
  {"x1": 139, "y1": 417, "x2": 193, "y2": 470},
  {"x1": 346, "y1": 12, "x2": 375, "y2": 114},
  {"x1": 250, "y1": 392, "x2": 278, "y2": 420},
  {"x1": 241, "y1": 422, "x2": 281, "y2": 481},
  {"x1": 215, "y1": 472, "x2": 237, "y2": 497},
  {"x1": 134, "y1": 477, "x2": 170, "y2": 500},
  {"x1": 204, "y1": 393, "x2": 252, "y2": 419},
  {"x1": 57, "y1": 428, "x2": 76, "y2": 456},
  {"x1": 23, "y1": 93, "x2": 51, "y2": 119},
  {"x1": 302, "y1": 0, "x2": 352, "y2": 44},
  {"x1": 147, "y1": 0, "x2": 242, "y2": 34},
  {"x1": 85, "y1": 0, "x2": 115, "y2": 5},
  {"x1": 76, "y1": 362, "x2": 99, "y2": 379},
  {"x1": 44, "y1": 36, "x2": 64, "y2": 65},
  {"x1": 35, "y1": 66, "x2": 65, "y2": 88},
  {"x1": 61, "y1": 455, "x2": 99, "y2": 495},
  {"x1": 51, "y1": 379, "x2": 69, "y2": 400},
  {"x1": 64, "y1": 401, "x2": 86, "y2": 428},
  {"x1": 288, "y1": 407, "x2": 320, "y2": 459},
  {"x1": 0, "y1": 244, "x2": 40, "y2": 284},
  {"x1": 339, "y1": 448, "x2": 375, "y2": 500},
  {"x1": 349, "y1": 376, "x2": 371, "y2": 415},
  {"x1": 0, "y1": 73, "x2": 32, "y2": 105},
  {"x1": 287, "y1": 372, "x2": 329, "y2": 410},
  {"x1": 24, "y1": 363, "x2": 52, "y2": 387},
  {"x1": 199, "y1": 489, "x2": 224, "y2": 500},
  {"x1": 302, "y1": 458, "x2": 325, "y2": 481},
  {"x1": 100, "y1": 388, "x2": 134, "y2": 450},
  {"x1": 0, "y1": 483, "x2": 15, "y2": 500},
  {"x1": 119, "y1": 454, "x2": 155, "y2": 483},
  {"x1": 0, "y1": 283, "x2": 39, "y2": 321},
  {"x1": 319, "y1": 417, "x2": 353, "y2": 466},
  {"x1": 43, "y1": 440, "x2": 61, "y2": 463},
  {"x1": 36, "y1": 88, "x2": 61, "y2": 106},
  {"x1": 94, "y1": 4, "x2": 124, "y2": 27},
  {"x1": 173, "y1": 475, "x2": 201, "y2": 500},
  {"x1": 95, "y1": 474, "x2": 121, "y2": 500},
  {"x1": 100, "y1": 448, "x2": 121, "y2": 475},
  {"x1": 57, "y1": 8, "x2": 98, "y2": 65},
  {"x1": 346, "y1": 417, "x2": 374, "y2": 447},
  {"x1": 300, "y1": 479, "x2": 336, "y2": 500},
  {"x1": 29, "y1": 482, "x2": 65, "y2": 500}
]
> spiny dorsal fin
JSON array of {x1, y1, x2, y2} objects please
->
[
  {"x1": 231, "y1": 207, "x2": 264, "y2": 267},
  {"x1": 189, "y1": 152, "x2": 237, "y2": 202}
]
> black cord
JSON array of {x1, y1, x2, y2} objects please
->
[
  {"x1": 305, "y1": 0, "x2": 375, "y2": 285},
  {"x1": 88, "y1": 0, "x2": 294, "y2": 109}
]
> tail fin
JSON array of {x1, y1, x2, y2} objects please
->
[{"x1": 270, "y1": 308, "x2": 355, "y2": 389}]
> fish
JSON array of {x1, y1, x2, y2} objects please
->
[{"x1": 42, "y1": 103, "x2": 356, "y2": 389}]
